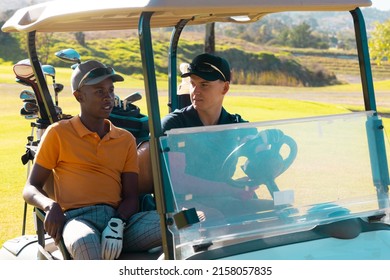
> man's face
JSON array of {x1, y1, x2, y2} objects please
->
[
  {"x1": 75, "y1": 78, "x2": 115, "y2": 119},
  {"x1": 189, "y1": 75, "x2": 229, "y2": 112}
]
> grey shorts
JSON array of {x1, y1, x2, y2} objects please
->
[{"x1": 63, "y1": 204, "x2": 161, "y2": 259}]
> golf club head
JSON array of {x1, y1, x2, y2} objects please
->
[
  {"x1": 14, "y1": 60, "x2": 38, "y2": 88},
  {"x1": 20, "y1": 89, "x2": 36, "y2": 100},
  {"x1": 13, "y1": 59, "x2": 34, "y2": 78},
  {"x1": 114, "y1": 95, "x2": 121, "y2": 108},
  {"x1": 54, "y1": 83, "x2": 64, "y2": 93},
  {"x1": 23, "y1": 98, "x2": 37, "y2": 104},
  {"x1": 42, "y1": 64, "x2": 56, "y2": 77},
  {"x1": 23, "y1": 102, "x2": 39, "y2": 113},
  {"x1": 55, "y1": 48, "x2": 81, "y2": 64},
  {"x1": 123, "y1": 92, "x2": 142, "y2": 109},
  {"x1": 123, "y1": 92, "x2": 142, "y2": 104},
  {"x1": 178, "y1": 63, "x2": 191, "y2": 95},
  {"x1": 15, "y1": 78, "x2": 33, "y2": 87},
  {"x1": 55, "y1": 106, "x2": 62, "y2": 115},
  {"x1": 24, "y1": 114, "x2": 38, "y2": 119},
  {"x1": 20, "y1": 106, "x2": 38, "y2": 116},
  {"x1": 180, "y1": 62, "x2": 190, "y2": 74}
]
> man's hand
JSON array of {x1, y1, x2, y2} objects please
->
[
  {"x1": 44, "y1": 202, "x2": 65, "y2": 245},
  {"x1": 101, "y1": 217, "x2": 125, "y2": 260}
]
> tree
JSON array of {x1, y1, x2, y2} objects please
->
[
  {"x1": 289, "y1": 22, "x2": 313, "y2": 48},
  {"x1": 75, "y1": 32, "x2": 86, "y2": 46},
  {"x1": 204, "y1": 23, "x2": 215, "y2": 54},
  {"x1": 0, "y1": 21, "x2": 10, "y2": 43},
  {"x1": 36, "y1": 33, "x2": 54, "y2": 64},
  {"x1": 369, "y1": 20, "x2": 390, "y2": 65}
]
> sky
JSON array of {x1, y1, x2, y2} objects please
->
[{"x1": 372, "y1": 0, "x2": 390, "y2": 10}]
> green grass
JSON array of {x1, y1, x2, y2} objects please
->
[{"x1": 1, "y1": 65, "x2": 389, "y2": 248}]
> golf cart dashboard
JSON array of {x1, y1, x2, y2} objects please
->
[{"x1": 160, "y1": 111, "x2": 390, "y2": 259}]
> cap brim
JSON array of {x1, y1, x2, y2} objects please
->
[
  {"x1": 84, "y1": 73, "x2": 124, "y2": 86},
  {"x1": 181, "y1": 70, "x2": 220, "y2": 81}
]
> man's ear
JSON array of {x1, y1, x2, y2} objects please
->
[
  {"x1": 73, "y1": 90, "x2": 83, "y2": 103},
  {"x1": 222, "y1": 81, "x2": 230, "y2": 95}
]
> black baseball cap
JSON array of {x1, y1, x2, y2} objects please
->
[{"x1": 181, "y1": 53, "x2": 231, "y2": 82}]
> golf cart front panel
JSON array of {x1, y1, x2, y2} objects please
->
[{"x1": 160, "y1": 111, "x2": 390, "y2": 259}]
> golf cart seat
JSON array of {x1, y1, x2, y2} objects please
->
[{"x1": 33, "y1": 140, "x2": 160, "y2": 260}]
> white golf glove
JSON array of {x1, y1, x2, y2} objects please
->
[{"x1": 101, "y1": 217, "x2": 125, "y2": 260}]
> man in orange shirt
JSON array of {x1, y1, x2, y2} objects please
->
[{"x1": 23, "y1": 60, "x2": 161, "y2": 260}]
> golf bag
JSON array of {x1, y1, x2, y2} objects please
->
[{"x1": 108, "y1": 102, "x2": 150, "y2": 144}]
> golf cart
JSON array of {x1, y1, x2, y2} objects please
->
[{"x1": 1, "y1": 0, "x2": 390, "y2": 260}]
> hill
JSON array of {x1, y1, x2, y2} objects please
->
[
  {"x1": 0, "y1": 32, "x2": 349, "y2": 87},
  {"x1": 2, "y1": 29, "x2": 390, "y2": 87}
]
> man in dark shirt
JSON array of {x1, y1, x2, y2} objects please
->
[
  {"x1": 161, "y1": 53, "x2": 270, "y2": 221},
  {"x1": 162, "y1": 53, "x2": 244, "y2": 130}
]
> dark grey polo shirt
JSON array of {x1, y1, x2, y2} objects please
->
[
  {"x1": 161, "y1": 105, "x2": 246, "y2": 132},
  {"x1": 161, "y1": 105, "x2": 254, "y2": 182}
]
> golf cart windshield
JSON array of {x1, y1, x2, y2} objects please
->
[{"x1": 160, "y1": 111, "x2": 390, "y2": 259}]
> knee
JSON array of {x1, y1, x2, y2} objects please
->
[{"x1": 63, "y1": 220, "x2": 102, "y2": 260}]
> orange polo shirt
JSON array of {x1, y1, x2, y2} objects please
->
[{"x1": 35, "y1": 115, "x2": 138, "y2": 211}]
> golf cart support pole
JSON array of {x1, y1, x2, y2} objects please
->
[
  {"x1": 27, "y1": 31, "x2": 58, "y2": 124},
  {"x1": 168, "y1": 19, "x2": 191, "y2": 112},
  {"x1": 351, "y1": 8, "x2": 390, "y2": 208},
  {"x1": 25, "y1": 31, "x2": 58, "y2": 259},
  {"x1": 351, "y1": 8, "x2": 376, "y2": 112},
  {"x1": 139, "y1": 12, "x2": 175, "y2": 260}
]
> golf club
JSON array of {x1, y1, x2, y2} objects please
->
[
  {"x1": 23, "y1": 102, "x2": 39, "y2": 113},
  {"x1": 54, "y1": 83, "x2": 64, "y2": 94},
  {"x1": 20, "y1": 107, "x2": 37, "y2": 116},
  {"x1": 42, "y1": 64, "x2": 55, "y2": 78},
  {"x1": 23, "y1": 98, "x2": 36, "y2": 104},
  {"x1": 24, "y1": 114, "x2": 38, "y2": 120},
  {"x1": 55, "y1": 48, "x2": 81, "y2": 65},
  {"x1": 13, "y1": 59, "x2": 35, "y2": 78},
  {"x1": 20, "y1": 89, "x2": 35, "y2": 100},
  {"x1": 114, "y1": 95, "x2": 121, "y2": 108},
  {"x1": 123, "y1": 92, "x2": 142, "y2": 109},
  {"x1": 16, "y1": 78, "x2": 34, "y2": 87},
  {"x1": 55, "y1": 106, "x2": 62, "y2": 115},
  {"x1": 14, "y1": 58, "x2": 57, "y2": 123},
  {"x1": 42, "y1": 64, "x2": 60, "y2": 106}
]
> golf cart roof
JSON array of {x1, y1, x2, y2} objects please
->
[{"x1": 2, "y1": 0, "x2": 371, "y2": 33}]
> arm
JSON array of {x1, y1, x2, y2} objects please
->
[
  {"x1": 101, "y1": 171, "x2": 139, "y2": 260},
  {"x1": 115, "y1": 172, "x2": 139, "y2": 220},
  {"x1": 23, "y1": 163, "x2": 65, "y2": 245}
]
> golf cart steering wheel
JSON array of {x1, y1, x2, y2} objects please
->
[{"x1": 221, "y1": 129, "x2": 297, "y2": 197}]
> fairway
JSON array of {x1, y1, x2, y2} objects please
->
[{"x1": 1, "y1": 72, "x2": 390, "y2": 248}]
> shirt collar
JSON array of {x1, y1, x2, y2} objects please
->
[
  {"x1": 187, "y1": 105, "x2": 229, "y2": 125},
  {"x1": 70, "y1": 115, "x2": 121, "y2": 139}
]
